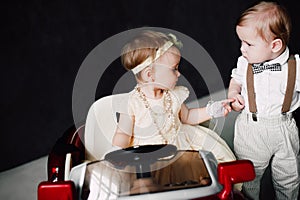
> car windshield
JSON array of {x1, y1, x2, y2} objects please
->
[{"x1": 81, "y1": 150, "x2": 212, "y2": 199}]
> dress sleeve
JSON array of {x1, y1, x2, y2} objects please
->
[
  {"x1": 172, "y1": 86, "x2": 190, "y2": 104},
  {"x1": 231, "y1": 56, "x2": 248, "y2": 85}
]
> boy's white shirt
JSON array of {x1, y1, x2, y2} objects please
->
[{"x1": 231, "y1": 47, "x2": 300, "y2": 117}]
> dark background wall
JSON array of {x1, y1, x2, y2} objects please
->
[{"x1": 1, "y1": 0, "x2": 299, "y2": 172}]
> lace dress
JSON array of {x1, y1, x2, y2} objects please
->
[{"x1": 127, "y1": 85, "x2": 236, "y2": 163}]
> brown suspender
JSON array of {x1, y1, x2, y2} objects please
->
[
  {"x1": 246, "y1": 55, "x2": 296, "y2": 121},
  {"x1": 282, "y1": 55, "x2": 297, "y2": 113},
  {"x1": 246, "y1": 63, "x2": 257, "y2": 120}
]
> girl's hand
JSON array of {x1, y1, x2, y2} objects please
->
[{"x1": 206, "y1": 98, "x2": 236, "y2": 118}]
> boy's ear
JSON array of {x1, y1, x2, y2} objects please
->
[{"x1": 271, "y1": 38, "x2": 283, "y2": 53}]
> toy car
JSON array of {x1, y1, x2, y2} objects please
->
[{"x1": 38, "y1": 94, "x2": 255, "y2": 200}]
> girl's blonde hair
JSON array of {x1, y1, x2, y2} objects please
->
[
  {"x1": 237, "y1": 1, "x2": 291, "y2": 46},
  {"x1": 121, "y1": 30, "x2": 181, "y2": 78}
]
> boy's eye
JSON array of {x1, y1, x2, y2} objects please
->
[{"x1": 243, "y1": 41, "x2": 252, "y2": 46}]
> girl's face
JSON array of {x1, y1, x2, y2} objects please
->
[
  {"x1": 236, "y1": 24, "x2": 273, "y2": 64},
  {"x1": 152, "y1": 47, "x2": 181, "y2": 90}
]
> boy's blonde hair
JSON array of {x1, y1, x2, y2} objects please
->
[
  {"x1": 237, "y1": 1, "x2": 291, "y2": 47},
  {"x1": 121, "y1": 30, "x2": 181, "y2": 78}
]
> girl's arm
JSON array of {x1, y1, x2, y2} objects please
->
[
  {"x1": 112, "y1": 113, "x2": 134, "y2": 148},
  {"x1": 180, "y1": 104, "x2": 211, "y2": 125},
  {"x1": 179, "y1": 99, "x2": 235, "y2": 125}
]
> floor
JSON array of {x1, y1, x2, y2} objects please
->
[{"x1": 0, "y1": 156, "x2": 47, "y2": 200}]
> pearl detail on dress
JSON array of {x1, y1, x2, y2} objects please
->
[{"x1": 135, "y1": 86, "x2": 177, "y2": 144}]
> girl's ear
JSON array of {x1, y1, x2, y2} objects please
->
[
  {"x1": 271, "y1": 38, "x2": 283, "y2": 53},
  {"x1": 140, "y1": 66, "x2": 154, "y2": 82}
]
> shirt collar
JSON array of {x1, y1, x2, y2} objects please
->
[{"x1": 265, "y1": 47, "x2": 289, "y2": 66}]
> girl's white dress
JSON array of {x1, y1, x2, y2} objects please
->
[{"x1": 127, "y1": 85, "x2": 236, "y2": 163}]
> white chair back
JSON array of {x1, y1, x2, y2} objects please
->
[{"x1": 84, "y1": 93, "x2": 130, "y2": 161}]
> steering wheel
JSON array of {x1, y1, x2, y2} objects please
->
[{"x1": 104, "y1": 144, "x2": 177, "y2": 177}]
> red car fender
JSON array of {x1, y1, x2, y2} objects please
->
[
  {"x1": 38, "y1": 180, "x2": 76, "y2": 200},
  {"x1": 217, "y1": 160, "x2": 255, "y2": 200}
]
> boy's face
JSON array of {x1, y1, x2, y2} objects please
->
[
  {"x1": 236, "y1": 24, "x2": 273, "y2": 64},
  {"x1": 152, "y1": 47, "x2": 181, "y2": 90}
]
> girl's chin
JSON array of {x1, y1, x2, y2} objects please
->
[
  {"x1": 155, "y1": 83, "x2": 176, "y2": 90},
  {"x1": 169, "y1": 85, "x2": 176, "y2": 90}
]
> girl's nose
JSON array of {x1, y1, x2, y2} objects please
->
[{"x1": 177, "y1": 70, "x2": 181, "y2": 77}]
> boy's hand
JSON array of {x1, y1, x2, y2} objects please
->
[
  {"x1": 228, "y1": 79, "x2": 244, "y2": 112},
  {"x1": 222, "y1": 98, "x2": 235, "y2": 116},
  {"x1": 230, "y1": 94, "x2": 245, "y2": 111}
]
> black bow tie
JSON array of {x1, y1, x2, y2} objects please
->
[{"x1": 252, "y1": 62, "x2": 281, "y2": 74}]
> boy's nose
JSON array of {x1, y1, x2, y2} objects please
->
[{"x1": 240, "y1": 44, "x2": 246, "y2": 53}]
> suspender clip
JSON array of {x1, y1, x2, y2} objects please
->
[{"x1": 252, "y1": 113, "x2": 257, "y2": 121}]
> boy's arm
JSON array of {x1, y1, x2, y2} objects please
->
[
  {"x1": 228, "y1": 78, "x2": 245, "y2": 111},
  {"x1": 112, "y1": 113, "x2": 134, "y2": 148}
]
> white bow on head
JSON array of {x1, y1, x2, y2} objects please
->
[{"x1": 131, "y1": 34, "x2": 182, "y2": 75}]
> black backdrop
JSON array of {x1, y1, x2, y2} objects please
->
[{"x1": 1, "y1": 0, "x2": 299, "y2": 172}]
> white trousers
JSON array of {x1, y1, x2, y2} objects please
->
[{"x1": 234, "y1": 113, "x2": 300, "y2": 200}]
